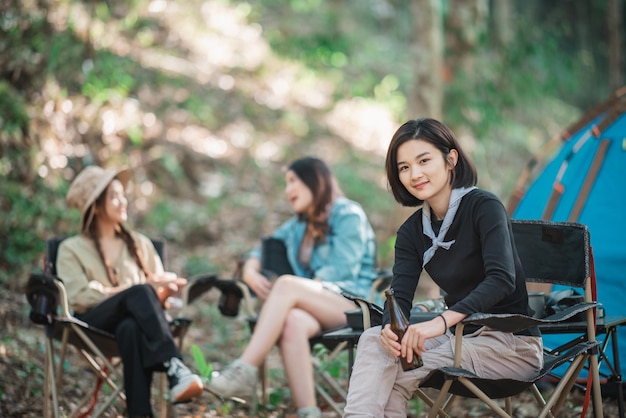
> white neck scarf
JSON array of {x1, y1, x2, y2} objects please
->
[{"x1": 422, "y1": 187, "x2": 476, "y2": 267}]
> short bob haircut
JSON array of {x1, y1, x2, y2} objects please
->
[{"x1": 385, "y1": 118, "x2": 477, "y2": 207}]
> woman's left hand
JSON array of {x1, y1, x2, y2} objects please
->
[{"x1": 401, "y1": 316, "x2": 447, "y2": 362}]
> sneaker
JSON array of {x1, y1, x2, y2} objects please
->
[
  {"x1": 206, "y1": 359, "x2": 257, "y2": 402},
  {"x1": 166, "y1": 357, "x2": 203, "y2": 403},
  {"x1": 297, "y1": 406, "x2": 321, "y2": 418}
]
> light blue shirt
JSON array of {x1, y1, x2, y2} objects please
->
[{"x1": 249, "y1": 196, "x2": 377, "y2": 300}]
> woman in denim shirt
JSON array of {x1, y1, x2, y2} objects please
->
[{"x1": 208, "y1": 157, "x2": 377, "y2": 418}]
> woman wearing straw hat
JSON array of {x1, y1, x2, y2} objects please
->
[{"x1": 57, "y1": 165, "x2": 203, "y2": 418}]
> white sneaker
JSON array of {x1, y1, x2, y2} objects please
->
[
  {"x1": 206, "y1": 359, "x2": 257, "y2": 402},
  {"x1": 166, "y1": 357, "x2": 203, "y2": 403}
]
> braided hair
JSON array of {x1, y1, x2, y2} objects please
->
[{"x1": 88, "y1": 183, "x2": 151, "y2": 286}]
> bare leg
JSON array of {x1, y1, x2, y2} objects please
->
[
  {"x1": 240, "y1": 275, "x2": 355, "y2": 367},
  {"x1": 279, "y1": 308, "x2": 321, "y2": 408}
]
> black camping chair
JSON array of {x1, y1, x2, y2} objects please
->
[
  {"x1": 414, "y1": 220, "x2": 604, "y2": 418},
  {"x1": 25, "y1": 237, "x2": 233, "y2": 418},
  {"x1": 213, "y1": 236, "x2": 390, "y2": 415}
]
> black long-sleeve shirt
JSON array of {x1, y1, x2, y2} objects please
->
[{"x1": 384, "y1": 189, "x2": 539, "y2": 336}]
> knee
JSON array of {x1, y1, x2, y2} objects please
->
[
  {"x1": 354, "y1": 326, "x2": 384, "y2": 357},
  {"x1": 360, "y1": 326, "x2": 382, "y2": 344},
  {"x1": 127, "y1": 283, "x2": 159, "y2": 303},
  {"x1": 280, "y1": 310, "x2": 316, "y2": 345},
  {"x1": 272, "y1": 275, "x2": 301, "y2": 294},
  {"x1": 116, "y1": 317, "x2": 140, "y2": 341}
]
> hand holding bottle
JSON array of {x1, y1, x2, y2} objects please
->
[{"x1": 385, "y1": 288, "x2": 423, "y2": 371}]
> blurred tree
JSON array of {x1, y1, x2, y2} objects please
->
[
  {"x1": 409, "y1": 0, "x2": 444, "y2": 119},
  {"x1": 493, "y1": 0, "x2": 515, "y2": 47},
  {"x1": 608, "y1": 0, "x2": 624, "y2": 90},
  {"x1": 446, "y1": 0, "x2": 488, "y2": 78}
]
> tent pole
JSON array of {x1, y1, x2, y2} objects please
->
[{"x1": 568, "y1": 139, "x2": 611, "y2": 222}]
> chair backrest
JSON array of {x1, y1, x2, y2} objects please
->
[
  {"x1": 261, "y1": 237, "x2": 294, "y2": 277},
  {"x1": 45, "y1": 236, "x2": 166, "y2": 275},
  {"x1": 511, "y1": 219, "x2": 590, "y2": 289}
]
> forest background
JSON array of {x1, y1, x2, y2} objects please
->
[{"x1": 0, "y1": 0, "x2": 624, "y2": 417}]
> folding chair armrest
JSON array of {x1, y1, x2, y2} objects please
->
[
  {"x1": 52, "y1": 279, "x2": 74, "y2": 318},
  {"x1": 461, "y1": 312, "x2": 543, "y2": 333},
  {"x1": 341, "y1": 293, "x2": 383, "y2": 329},
  {"x1": 236, "y1": 280, "x2": 258, "y2": 318},
  {"x1": 453, "y1": 322, "x2": 465, "y2": 367},
  {"x1": 182, "y1": 273, "x2": 220, "y2": 307},
  {"x1": 462, "y1": 301, "x2": 600, "y2": 333},
  {"x1": 368, "y1": 269, "x2": 392, "y2": 303},
  {"x1": 541, "y1": 301, "x2": 600, "y2": 323}
]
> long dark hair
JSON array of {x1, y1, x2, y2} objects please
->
[
  {"x1": 385, "y1": 118, "x2": 477, "y2": 207},
  {"x1": 88, "y1": 183, "x2": 150, "y2": 286},
  {"x1": 288, "y1": 157, "x2": 342, "y2": 242}
]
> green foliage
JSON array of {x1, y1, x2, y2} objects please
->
[
  {"x1": 0, "y1": 3, "x2": 51, "y2": 91},
  {"x1": 334, "y1": 162, "x2": 393, "y2": 215},
  {"x1": 46, "y1": 31, "x2": 87, "y2": 91},
  {"x1": 184, "y1": 254, "x2": 220, "y2": 278},
  {"x1": 408, "y1": 396, "x2": 424, "y2": 416},
  {"x1": 180, "y1": 95, "x2": 217, "y2": 127},
  {"x1": 190, "y1": 343, "x2": 213, "y2": 379},
  {"x1": 0, "y1": 82, "x2": 29, "y2": 136},
  {"x1": 81, "y1": 51, "x2": 138, "y2": 104},
  {"x1": 268, "y1": 386, "x2": 289, "y2": 409},
  {"x1": 1, "y1": 0, "x2": 615, "y2": 293},
  {"x1": 312, "y1": 342, "x2": 348, "y2": 379},
  {"x1": 0, "y1": 176, "x2": 73, "y2": 289}
]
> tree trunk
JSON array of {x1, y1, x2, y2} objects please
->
[
  {"x1": 493, "y1": 0, "x2": 514, "y2": 47},
  {"x1": 446, "y1": 0, "x2": 488, "y2": 77},
  {"x1": 409, "y1": 0, "x2": 444, "y2": 119},
  {"x1": 608, "y1": 0, "x2": 624, "y2": 90}
]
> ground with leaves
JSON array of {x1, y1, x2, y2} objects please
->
[{"x1": 1, "y1": 287, "x2": 621, "y2": 418}]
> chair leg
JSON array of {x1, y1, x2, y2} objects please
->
[
  {"x1": 589, "y1": 353, "x2": 605, "y2": 418},
  {"x1": 311, "y1": 353, "x2": 348, "y2": 416},
  {"x1": 314, "y1": 381, "x2": 344, "y2": 416},
  {"x1": 529, "y1": 384, "x2": 554, "y2": 418},
  {"x1": 428, "y1": 380, "x2": 454, "y2": 418},
  {"x1": 156, "y1": 372, "x2": 176, "y2": 418},
  {"x1": 250, "y1": 377, "x2": 259, "y2": 417},
  {"x1": 259, "y1": 360, "x2": 267, "y2": 405},
  {"x1": 538, "y1": 354, "x2": 588, "y2": 418},
  {"x1": 456, "y1": 377, "x2": 511, "y2": 418},
  {"x1": 414, "y1": 389, "x2": 452, "y2": 418},
  {"x1": 44, "y1": 336, "x2": 59, "y2": 418}
]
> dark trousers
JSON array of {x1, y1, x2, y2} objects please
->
[{"x1": 77, "y1": 284, "x2": 180, "y2": 417}]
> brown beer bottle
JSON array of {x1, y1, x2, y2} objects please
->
[{"x1": 386, "y1": 288, "x2": 423, "y2": 371}]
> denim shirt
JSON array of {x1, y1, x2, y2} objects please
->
[{"x1": 249, "y1": 196, "x2": 377, "y2": 300}]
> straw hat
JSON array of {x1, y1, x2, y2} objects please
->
[{"x1": 66, "y1": 166, "x2": 131, "y2": 231}]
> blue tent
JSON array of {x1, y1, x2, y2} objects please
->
[{"x1": 508, "y1": 86, "x2": 626, "y2": 389}]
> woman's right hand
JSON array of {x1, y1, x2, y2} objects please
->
[
  {"x1": 242, "y1": 259, "x2": 272, "y2": 300},
  {"x1": 380, "y1": 324, "x2": 402, "y2": 358}
]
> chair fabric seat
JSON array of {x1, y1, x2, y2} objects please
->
[{"x1": 421, "y1": 339, "x2": 600, "y2": 399}]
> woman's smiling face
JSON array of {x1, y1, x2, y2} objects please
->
[
  {"x1": 396, "y1": 139, "x2": 456, "y2": 204},
  {"x1": 97, "y1": 179, "x2": 128, "y2": 225}
]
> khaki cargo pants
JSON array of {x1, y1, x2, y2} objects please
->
[{"x1": 343, "y1": 325, "x2": 543, "y2": 418}]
